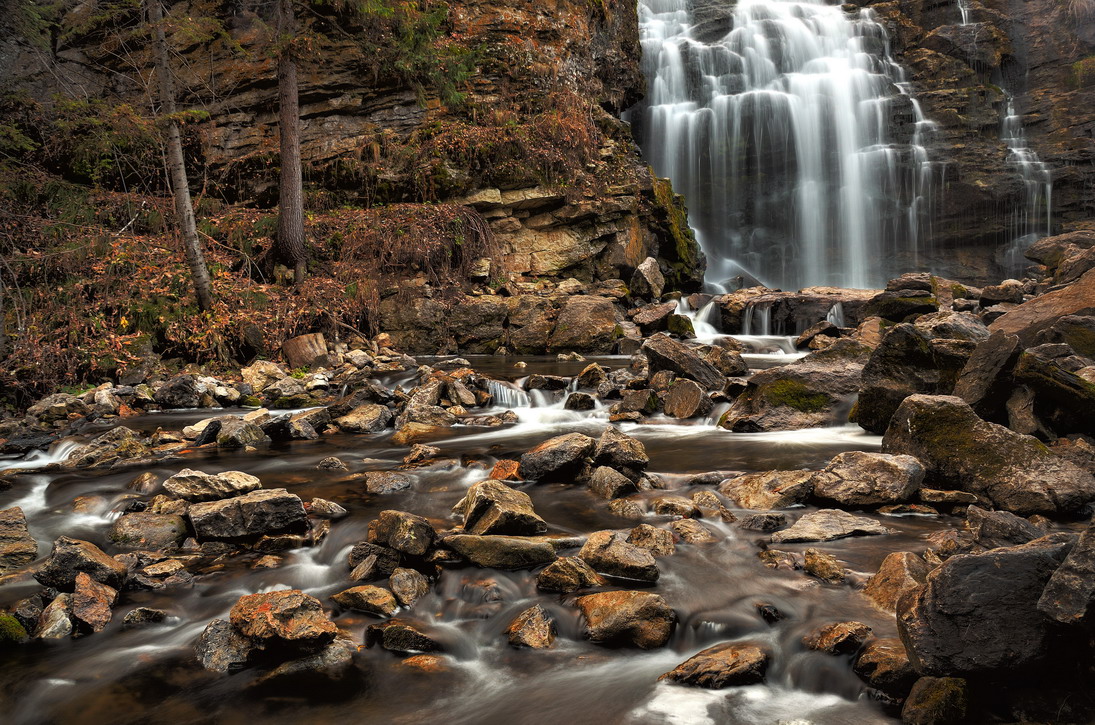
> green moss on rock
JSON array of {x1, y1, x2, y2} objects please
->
[
  {"x1": 762, "y1": 380, "x2": 830, "y2": 413},
  {"x1": 0, "y1": 614, "x2": 29, "y2": 646}
]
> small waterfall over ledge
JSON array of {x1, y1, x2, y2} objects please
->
[{"x1": 628, "y1": 0, "x2": 940, "y2": 291}]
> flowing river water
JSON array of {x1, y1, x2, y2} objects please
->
[{"x1": 0, "y1": 338, "x2": 962, "y2": 724}]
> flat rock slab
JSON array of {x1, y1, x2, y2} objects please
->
[
  {"x1": 771, "y1": 509, "x2": 893, "y2": 543},
  {"x1": 662, "y1": 642, "x2": 769, "y2": 688},
  {"x1": 444, "y1": 535, "x2": 556, "y2": 570}
]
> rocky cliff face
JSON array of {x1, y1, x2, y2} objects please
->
[{"x1": 868, "y1": 0, "x2": 1095, "y2": 277}]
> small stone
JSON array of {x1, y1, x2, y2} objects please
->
[
  {"x1": 579, "y1": 530, "x2": 659, "y2": 582},
  {"x1": 671, "y1": 519, "x2": 716, "y2": 544},
  {"x1": 802, "y1": 621, "x2": 872, "y2": 655},
  {"x1": 738, "y1": 512, "x2": 787, "y2": 532},
  {"x1": 506, "y1": 605, "x2": 556, "y2": 649},
  {"x1": 607, "y1": 498, "x2": 646, "y2": 520},
  {"x1": 372, "y1": 510, "x2": 436, "y2": 556},
  {"x1": 390, "y1": 568, "x2": 430, "y2": 607},
  {"x1": 901, "y1": 677, "x2": 969, "y2": 725},
  {"x1": 35, "y1": 537, "x2": 128, "y2": 591},
  {"x1": 853, "y1": 638, "x2": 917, "y2": 695},
  {"x1": 690, "y1": 491, "x2": 736, "y2": 522},
  {"x1": 627, "y1": 524, "x2": 675, "y2": 557},
  {"x1": 317, "y1": 457, "x2": 348, "y2": 470},
  {"x1": 520, "y1": 433, "x2": 596, "y2": 481},
  {"x1": 536, "y1": 556, "x2": 607, "y2": 592},
  {"x1": 452, "y1": 479, "x2": 547, "y2": 536},
  {"x1": 803, "y1": 548, "x2": 845, "y2": 584},
  {"x1": 229, "y1": 590, "x2": 337, "y2": 654},
  {"x1": 309, "y1": 498, "x2": 348, "y2": 519},
  {"x1": 651, "y1": 496, "x2": 697, "y2": 518},
  {"x1": 365, "y1": 619, "x2": 443, "y2": 654},
  {"x1": 588, "y1": 466, "x2": 638, "y2": 500},
  {"x1": 718, "y1": 471, "x2": 814, "y2": 510},
  {"x1": 331, "y1": 585, "x2": 398, "y2": 617},
  {"x1": 122, "y1": 607, "x2": 168, "y2": 629},
  {"x1": 403, "y1": 444, "x2": 441, "y2": 467},
  {"x1": 71, "y1": 572, "x2": 117, "y2": 633}
]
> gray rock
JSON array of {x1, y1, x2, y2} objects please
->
[
  {"x1": 811, "y1": 451, "x2": 924, "y2": 507},
  {"x1": 108, "y1": 513, "x2": 188, "y2": 550},
  {"x1": 444, "y1": 534, "x2": 556, "y2": 570},
  {"x1": 215, "y1": 418, "x2": 268, "y2": 448},
  {"x1": 336, "y1": 404, "x2": 393, "y2": 433},
  {"x1": 364, "y1": 471, "x2": 414, "y2": 494},
  {"x1": 593, "y1": 426, "x2": 649, "y2": 470},
  {"x1": 35, "y1": 536, "x2": 128, "y2": 591},
  {"x1": 642, "y1": 334, "x2": 725, "y2": 390},
  {"x1": 770, "y1": 509, "x2": 892, "y2": 543},
  {"x1": 520, "y1": 432, "x2": 596, "y2": 481},
  {"x1": 964, "y1": 505, "x2": 1041, "y2": 549},
  {"x1": 452, "y1": 479, "x2": 547, "y2": 535},
  {"x1": 588, "y1": 466, "x2": 639, "y2": 500},
  {"x1": 536, "y1": 556, "x2": 606, "y2": 592},
  {"x1": 163, "y1": 469, "x2": 262, "y2": 503},
  {"x1": 579, "y1": 530, "x2": 660, "y2": 582},
  {"x1": 188, "y1": 489, "x2": 307, "y2": 540},
  {"x1": 372, "y1": 510, "x2": 435, "y2": 556},
  {"x1": 389, "y1": 567, "x2": 430, "y2": 607},
  {"x1": 718, "y1": 470, "x2": 814, "y2": 510}
]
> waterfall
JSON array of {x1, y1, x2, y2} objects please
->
[
  {"x1": 740, "y1": 301, "x2": 773, "y2": 336},
  {"x1": 997, "y1": 92, "x2": 1053, "y2": 275},
  {"x1": 630, "y1": 0, "x2": 939, "y2": 291},
  {"x1": 826, "y1": 301, "x2": 845, "y2": 328},
  {"x1": 956, "y1": 0, "x2": 971, "y2": 25},
  {"x1": 484, "y1": 379, "x2": 530, "y2": 409}
]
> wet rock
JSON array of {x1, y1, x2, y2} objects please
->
[
  {"x1": 309, "y1": 498, "x2": 348, "y2": 519},
  {"x1": 651, "y1": 495, "x2": 697, "y2": 518},
  {"x1": 718, "y1": 470, "x2": 814, "y2": 510},
  {"x1": 122, "y1": 607, "x2": 167, "y2": 629},
  {"x1": 564, "y1": 392, "x2": 596, "y2": 411},
  {"x1": 854, "y1": 638, "x2": 917, "y2": 696},
  {"x1": 163, "y1": 469, "x2": 262, "y2": 503},
  {"x1": 536, "y1": 556, "x2": 606, "y2": 592},
  {"x1": 12, "y1": 595, "x2": 43, "y2": 635},
  {"x1": 738, "y1": 512, "x2": 787, "y2": 532},
  {"x1": 230, "y1": 590, "x2": 337, "y2": 654},
  {"x1": 593, "y1": 426, "x2": 649, "y2": 470},
  {"x1": 771, "y1": 509, "x2": 892, "y2": 543},
  {"x1": 951, "y1": 331, "x2": 1022, "y2": 419},
  {"x1": 901, "y1": 676, "x2": 969, "y2": 725},
  {"x1": 607, "y1": 498, "x2": 646, "y2": 520},
  {"x1": 35, "y1": 536, "x2": 128, "y2": 591},
  {"x1": 365, "y1": 619, "x2": 442, "y2": 653},
  {"x1": 691, "y1": 491, "x2": 736, "y2": 522},
  {"x1": 335, "y1": 404, "x2": 392, "y2": 433},
  {"x1": 811, "y1": 451, "x2": 924, "y2": 507},
  {"x1": 755, "y1": 603, "x2": 784, "y2": 625},
  {"x1": 348, "y1": 541, "x2": 401, "y2": 580},
  {"x1": 372, "y1": 510, "x2": 436, "y2": 556},
  {"x1": 489, "y1": 459, "x2": 522, "y2": 480},
  {"x1": 241, "y1": 361, "x2": 287, "y2": 393},
  {"x1": 918, "y1": 489, "x2": 979, "y2": 506},
  {"x1": 1038, "y1": 520, "x2": 1095, "y2": 626},
  {"x1": 331, "y1": 585, "x2": 398, "y2": 617},
  {"x1": 670, "y1": 519, "x2": 714, "y2": 544},
  {"x1": 804, "y1": 549, "x2": 845, "y2": 583},
  {"x1": 0, "y1": 507, "x2": 37, "y2": 573},
  {"x1": 662, "y1": 379, "x2": 713, "y2": 419},
  {"x1": 576, "y1": 363, "x2": 608, "y2": 388},
  {"x1": 391, "y1": 422, "x2": 447, "y2": 445},
  {"x1": 37, "y1": 594, "x2": 74, "y2": 639},
  {"x1": 256, "y1": 637, "x2": 356, "y2": 685},
  {"x1": 588, "y1": 466, "x2": 638, "y2": 500},
  {"x1": 402, "y1": 444, "x2": 441, "y2": 467},
  {"x1": 215, "y1": 418, "x2": 267, "y2": 448},
  {"x1": 71, "y1": 571, "x2": 117, "y2": 633},
  {"x1": 453, "y1": 479, "x2": 547, "y2": 536},
  {"x1": 127, "y1": 472, "x2": 160, "y2": 494},
  {"x1": 189, "y1": 489, "x2": 307, "y2": 540},
  {"x1": 196, "y1": 618, "x2": 255, "y2": 672},
  {"x1": 627, "y1": 524, "x2": 675, "y2": 557},
  {"x1": 803, "y1": 621, "x2": 873, "y2": 655},
  {"x1": 579, "y1": 531, "x2": 659, "y2": 582},
  {"x1": 864, "y1": 552, "x2": 931, "y2": 612},
  {"x1": 548, "y1": 296, "x2": 617, "y2": 353},
  {"x1": 758, "y1": 549, "x2": 803, "y2": 570},
  {"x1": 389, "y1": 568, "x2": 430, "y2": 607},
  {"x1": 575, "y1": 590, "x2": 676, "y2": 649},
  {"x1": 154, "y1": 375, "x2": 202, "y2": 408},
  {"x1": 964, "y1": 505, "x2": 1040, "y2": 549},
  {"x1": 65, "y1": 427, "x2": 149, "y2": 468},
  {"x1": 865, "y1": 289, "x2": 938, "y2": 321},
  {"x1": 897, "y1": 534, "x2": 1074, "y2": 675},
  {"x1": 444, "y1": 534, "x2": 555, "y2": 569},
  {"x1": 519, "y1": 432, "x2": 596, "y2": 482},
  {"x1": 632, "y1": 302, "x2": 677, "y2": 334},
  {"x1": 642, "y1": 334, "x2": 725, "y2": 390},
  {"x1": 662, "y1": 642, "x2": 769, "y2": 688},
  {"x1": 317, "y1": 456, "x2": 348, "y2": 471},
  {"x1": 881, "y1": 395, "x2": 1095, "y2": 515},
  {"x1": 364, "y1": 471, "x2": 414, "y2": 495},
  {"x1": 26, "y1": 392, "x2": 89, "y2": 422},
  {"x1": 506, "y1": 604, "x2": 556, "y2": 649},
  {"x1": 704, "y1": 346, "x2": 748, "y2": 376},
  {"x1": 630, "y1": 257, "x2": 665, "y2": 300},
  {"x1": 108, "y1": 513, "x2": 188, "y2": 550}
]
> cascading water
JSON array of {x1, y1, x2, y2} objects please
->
[
  {"x1": 630, "y1": 0, "x2": 939, "y2": 291},
  {"x1": 997, "y1": 92, "x2": 1053, "y2": 275}
]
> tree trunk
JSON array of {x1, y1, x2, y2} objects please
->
[
  {"x1": 147, "y1": 0, "x2": 214, "y2": 311},
  {"x1": 276, "y1": 0, "x2": 307, "y2": 285}
]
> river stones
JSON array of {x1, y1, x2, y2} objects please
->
[
  {"x1": 588, "y1": 466, "x2": 638, "y2": 500},
  {"x1": 578, "y1": 531, "x2": 659, "y2": 582},
  {"x1": 309, "y1": 498, "x2": 348, "y2": 519},
  {"x1": 453, "y1": 480, "x2": 547, "y2": 536},
  {"x1": 163, "y1": 468, "x2": 262, "y2": 502},
  {"x1": 575, "y1": 590, "x2": 676, "y2": 649},
  {"x1": 803, "y1": 621, "x2": 873, "y2": 655},
  {"x1": 952, "y1": 331, "x2": 1023, "y2": 419},
  {"x1": 348, "y1": 541, "x2": 402, "y2": 580},
  {"x1": 122, "y1": 607, "x2": 167, "y2": 629},
  {"x1": 71, "y1": 572, "x2": 117, "y2": 633},
  {"x1": 718, "y1": 470, "x2": 814, "y2": 510},
  {"x1": 536, "y1": 556, "x2": 606, "y2": 592},
  {"x1": 331, "y1": 585, "x2": 398, "y2": 617},
  {"x1": 548, "y1": 296, "x2": 617, "y2": 352},
  {"x1": 670, "y1": 519, "x2": 716, "y2": 544},
  {"x1": 626, "y1": 524, "x2": 675, "y2": 557},
  {"x1": 35, "y1": 536, "x2": 127, "y2": 591},
  {"x1": 506, "y1": 604, "x2": 556, "y2": 649},
  {"x1": 519, "y1": 432, "x2": 596, "y2": 481},
  {"x1": 364, "y1": 471, "x2": 414, "y2": 494},
  {"x1": 663, "y1": 379, "x2": 712, "y2": 419},
  {"x1": 196, "y1": 618, "x2": 256, "y2": 672},
  {"x1": 593, "y1": 426, "x2": 649, "y2": 470},
  {"x1": 256, "y1": 637, "x2": 357, "y2": 686},
  {"x1": 366, "y1": 619, "x2": 443, "y2": 654},
  {"x1": 1039, "y1": 521, "x2": 1095, "y2": 625},
  {"x1": 154, "y1": 374, "x2": 202, "y2": 408},
  {"x1": 737, "y1": 512, "x2": 787, "y2": 532},
  {"x1": 188, "y1": 489, "x2": 307, "y2": 540},
  {"x1": 630, "y1": 257, "x2": 665, "y2": 300},
  {"x1": 863, "y1": 552, "x2": 931, "y2": 612},
  {"x1": 662, "y1": 642, "x2": 769, "y2": 688},
  {"x1": 897, "y1": 534, "x2": 1074, "y2": 675},
  {"x1": 901, "y1": 677, "x2": 969, "y2": 725},
  {"x1": 108, "y1": 513, "x2": 188, "y2": 550},
  {"x1": 0, "y1": 507, "x2": 37, "y2": 573},
  {"x1": 881, "y1": 394, "x2": 1095, "y2": 515},
  {"x1": 37, "y1": 594, "x2": 74, "y2": 639},
  {"x1": 803, "y1": 549, "x2": 844, "y2": 583},
  {"x1": 444, "y1": 535, "x2": 556, "y2": 570},
  {"x1": 389, "y1": 568, "x2": 430, "y2": 607},
  {"x1": 215, "y1": 418, "x2": 267, "y2": 448},
  {"x1": 641, "y1": 333, "x2": 725, "y2": 390},
  {"x1": 771, "y1": 509, "x2": 892, "y2": 543},
  {"x1": 372, "y1": 510, "x2": 436, "y2": 556},
  {"x1": 853, "y1": 638, "x2": 917, "y2": 695},
  {"x1": 810, "y1": 451, "x2": 924, "y2": 507},
  {"x1": 230, "y1": 590, "x2": 337, "y2": 654},
  {"x1": 964, "y1": 505, "x2": 1040, "y2": 549}
]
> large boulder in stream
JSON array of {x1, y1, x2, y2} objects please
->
[
  {"x1": 444, "y1": 534, "x2": 556, "y2": 569},
  {"x1": 519, "y1": 432, "x2": 596, "y2": 482},
  {"x1": 770, "y1": 509, "x2": 892, "y2": 543},
  {"x1": 163, "y1": 469, "x2": 262, "y2": 502},
  {"x1": 897, "y1": 534, "x2": 1075, "y2": 676},
  {"x1": 35, "y1": 536, "x2": 128, "y2": 591},
  {"x1": 881, "y1": 395, "x2": 1095, "y2": 515},
  {"x1": 452, "y1": 480, "x2": 547, "y2": 536},
  {"x1": 718, "y1": 470, "x2": 814, "y2": 510},
  {"x1": 661, "y1": 642, "x2": 770, "y2": 688},
  {"x1": 721, "y1": 340, "x2": 872, "y2": 431},
  {"x1": 578, "y1": 530, "x2": 659, "y2": 582},
  {"x1": 108, "y1": 513, "x2": 188, "y2": 550},
  {"x1": 811, "y1": 451, "x2": 924, "y2": 507},
  {"x1": 575, "y1": 590, "x2": 676, "y2": 649},
  {"x1": 188, "y1": 489, "x2": 307, "y2": 540},
  {"x1": 641, "y1": 334, "x2": 725, "y2": 390},
  {"x1": 229, "y1": 590, "x2": 338, "y2": 655}
]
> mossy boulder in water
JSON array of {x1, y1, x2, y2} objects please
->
[{"x1": 882, "y1": 395, "x2": 1095, "y2": 515}]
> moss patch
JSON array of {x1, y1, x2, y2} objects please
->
[
  {"x1": 762, "y1": 379, "x2": 830, "y2": 413},
  {"x1": 0, "y1": 614, "x2": 28, "y2": 646}
]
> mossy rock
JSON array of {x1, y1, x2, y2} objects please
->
[
  {"x1": 239, "y1": 395, "x2": 263, "y2": 408},
  {"x1": 0, "y1": 614, "x2": 29, "y2": 646},
  {"x1": 269, "y1": 395, "x2": 313, "y2": 409},
  {"x1": 761, "y1": 379, "x2": 830, "y2": 413}
]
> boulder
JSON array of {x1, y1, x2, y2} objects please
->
[
  {"x1": 662, "y1": 379, "x2": 713, "y2": 419},
  {"x1": 108, "y1": 513, "x2": 188, "y2": 550},
  {"x1": 452, "y1": 480, "x2": 547, "y2": 536},
  {"x1": 989, "y1": 267, "x2": 1095, "y2": 345},
  {"x1": 1035, "y1": 314, "x2": 1095, "y2": 358},
  {"x1": 365, "y1": 618, "x2": 443, "y2": 653},
  {"x1": 578, "y1": 530, "x2": 659, "y2": 582},
  {"x1": 548, "y1": 296, "x2": 617, "y2": 353},
  {"x1": 853, "y1": 638, "x2": 917, "y2": 695},
  {"x1": 372, "y1": 510, "x2": 436, "y2": 556},
  {"x1": 196, "y1": 618, "x2": 256, "y2": 672},
  {"x1": 630, "y1": 257, "x2": 665, "y2": 300},
  {"x1": 802, "y1": 621, "x2": 873, "y2": 655},
  {"x1": 154, "y1": 375, "x2": 201, "y2": 408},
  {"x1": 901, "y1": 677, "x2": 969, "y2": 725},
  {"x1": 588, "y1": 466, "x2": 638, "y2": 500},
  {"x1": 770, "y1": 509, "x2": 892, "y2": 543},
  {"x1": 506, "y1": 604, "x2": 556, "y2": 649},
  {"x1": 229, "y1": 590, "x2": 337, "y2": 654},
  {"x1": 661, "y1": 642, "x2": 769, "y2": 688},
  {"x1": 35, "y1": 536, "x2": 128, "y2": 591},
  {"x1": 347, "y1": 541, "x2": 401, "y2": 580},
  {"x1": 952, "y1": 331, "x2": 1022, "y2": 420},
  {"x1": 642, "y1": 334, "x2": 725, "y2": 390},
  {"x1": 331, "y1": 585, "x2": 398, "y2": 617},
  {"x1": 364, "y1": 471, "x2": 414, "y2": 494},
  {"x1": 881, "y1": 395, "x2": 1095, "y2": 515},
  {"x1": 444, "y1": 534, "x2": 555, "y2": 569},
  {"x1": 964, "y1": 505, "x2": 1040, "y2": 549},
  {"x1": 519, "y1": 432, "x2": 596, "y2": 482},
  {"x1": 241, "y1": 361, "x2": 287, "y2": 393},
  {"x1": 593, "y1": 426, "x2": 649, "y2": 470},
  {"x1": 671, "y1": 519, "x2": 716, "y2": 544},
  {"x1": 803, "y1": 548, "x2": 844, "y2": 584},
  {"x1": 718, "y1": 470, "x2": 814, "y2": 510},
  {"x1": 811, "y1": 451, "x2": 924, "y2": 507},
  {"x1": 336, "y1": 404, "x2": 393, "y2": 433},
  {"x1": 737, "y1": 512, "x2": 787, "y2": 532},
  {"x1": 163, "y1": 469, "x2": 262, "y2": 502},
  {"x1": 0, "y1": 507, "x2": 37, "y2": 573},
  {"x1": 897, "y1": 534, "x2": 1074, "y2": 675},
  {"x1": 37, "y1": 594, "x2": 74, "y2": 639},
  {"x1": 575, "y1": 590, "x2": 676, "y2": 649},
  {"x1": 1038, "y1": 521, "x2": 1095, "y2": 625},
  {"x1": 627, "y1": 524, "x2": 675, "y2": 557},
  {"x1": 864, "y1": 288, "x2": 939, "y2": 321},
  {"x1": 188, "y1": 489, "x2": 307, "y2": 540},
  {"x1": 864, "y1": 552, "x2": 931, "y2": 612},
  {"x1": 389, "y1": 568, "x2": 430, "y2": 607},
  {"x1": 257, "y1": 637, "x2": 356, "y2": 685},
  {"x1": 912, "y1": 312, "x2": 989, "y2": 342},
  {"x1": 71, "y1": 571, "x2": 117, "y2": 633},
  {"x1": 122, "y1": 607, "x2": 167, "y2": 629},
  {"x1": 215, "y1": 418, "x2": 267, "y2": 448},
  {"x1": 536, "y1": 556, "x2": 606, "y2": 592}
]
